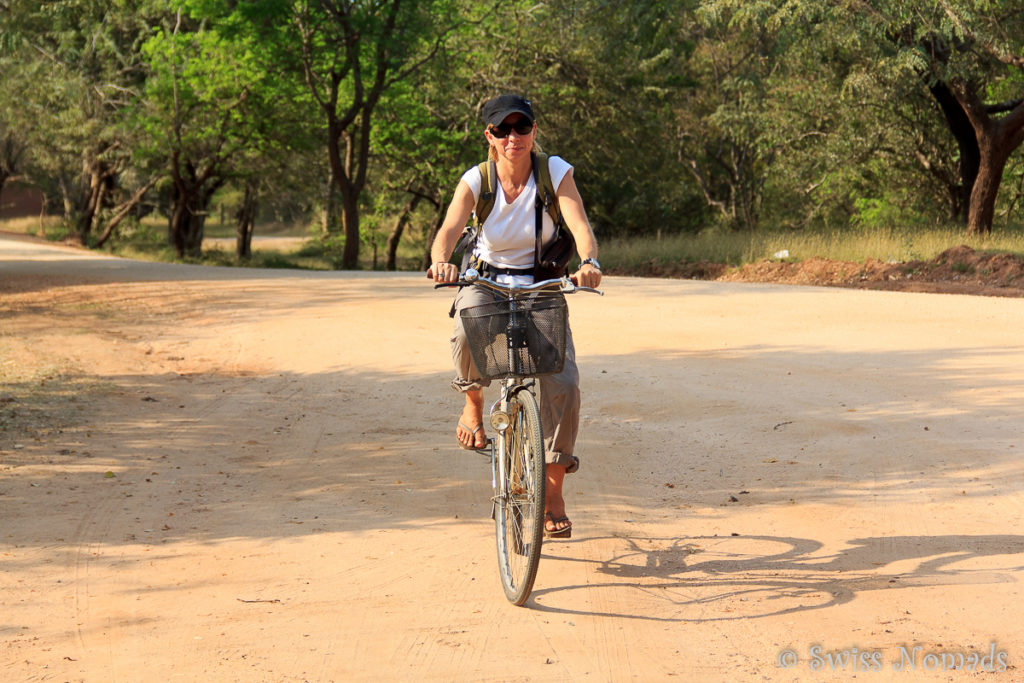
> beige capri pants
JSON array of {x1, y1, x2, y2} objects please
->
[{"x1": 449, "y1": 284, "x2": 581, "y2": 474}]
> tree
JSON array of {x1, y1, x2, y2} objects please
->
[
  {"x1": 703, "y1": 5, "x2": 959, "y2": 230},
  {"x1": 1, "y1": 6, "x2": 42, "y2": 206},
  {"x1": 496, "y1": 0, "x2": 705, "y2": 236},
  {"x1": 371, "y1": 62, "x2": 484, "y2": 270},
  {"x1": 0, "y1": 1, "x2": 167, "y2": 243},
  {"x1": 270, "y1": 0, "x2": 462, "y2": 268},
  {"x1": 185, "y1": 0, "x2": 467, "y2": 268},
  {"x1": 681, "y1": 5, "x2": 779, "y2": 229},
  {"x1": 0, "y1": 75, "x2": 29, "y2": 201},
  {"x1": 701, "y1": 0, "x2": 1024, "y2": 234},
  {"x1": 851, "y1": 0, "x2": 1024, "y2": 233},
  {"x1": 136, "y1": 9, "x2": 306, "y2": 258}
]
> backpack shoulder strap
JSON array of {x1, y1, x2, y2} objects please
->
[
  {"x1": 474, "y1": 160, "x2": 497, "y2": 226},
  {"x1": 532, "y1": 152, "x2": 561, "y2": 226}
]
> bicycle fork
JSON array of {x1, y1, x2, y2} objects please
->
[
  {"x1": 488, "y1": 384, "x2": 510, "y2": 521},
  {"x1": 488, "y1": 379, "x2": 535, "y2": 520}
]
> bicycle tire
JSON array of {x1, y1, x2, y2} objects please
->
[{"x1": 494, "y1": 388, "x2": 546, "y2": 605}]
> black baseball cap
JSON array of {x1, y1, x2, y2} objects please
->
[{"x1": 481, "y1": 94, "x2": 535, "y2": 126}]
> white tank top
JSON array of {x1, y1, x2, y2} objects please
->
[{"x1": 460, "y1": 155, "x2": 573, "y2": 272}]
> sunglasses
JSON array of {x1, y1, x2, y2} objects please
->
[{"x1": 488, "y1": 120, "x2": 535, "y2": 138}]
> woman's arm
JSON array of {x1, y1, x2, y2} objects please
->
[
  {"x1": 556, "y1": 171, "x2": 601, "y2": 288},
  {"x1": 428, "y1": 180, "x2": 476, "y2": 283}
]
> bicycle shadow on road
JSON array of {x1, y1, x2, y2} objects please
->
[{"x1": 528, "y1": 532, "x2": 1024, "y2": 622}]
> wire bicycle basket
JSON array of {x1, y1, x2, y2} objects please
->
[{"x1": 460, "y1": 294, "x2": 568, "y2": 380}]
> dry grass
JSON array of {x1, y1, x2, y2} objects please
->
[
  {"x1": 8, "y1": 215, "x2": 1024, "y2": 274},
  {"x1": 0, "y1": 215, "x2": 63, "y2": 237},
  {"x1": 600, "y1": 225, "x2": 1024, "y2": 270}
]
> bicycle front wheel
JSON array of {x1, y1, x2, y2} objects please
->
[{"x1": 494, "y1": 388, "x2": 546, "y2": 605}]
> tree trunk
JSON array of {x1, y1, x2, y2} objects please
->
[
  {"x1": 75, "y1": 162, "x2": 106, "y2": 244},
  {"x1": 340, "y1": 188, "x2": 360, "y2": 268},
  {"x1": 950, "y1": 81, "x2": 1024, "y2": 234},
  {"x1": 94, "y1": 177, "x2": 159, "y2": 248},
  {"x1": 168, "y1": 177, "x2": 223, "y2": 258},
  {"x1": 422, "y1": 204, "x2": 445, "y2": 271},
  {"x1": 1, "y1": 132, "x2": 27, "y2": 209},
  {"x1": 58, "y1": 175, "x2": 75, "y2": 230},
  {"x1": 72, "y1": 143, "x2": 122, "y2": 245},
  {"x1": 386, "y1": 192, "x2": 422, "y2": 271},
  {"x1": 235, "y1": 181, "x2": 258, "y2": 259},
  {"x1": 967, "y1": 138, "x2": 1009, "y2": 235},
  {"x1": 320, "y1": 169, "x2": 339, "y2": 236},
  {"x1": 929, "y1": 82, "x2": 979, "y2": 225},
  {"x1": 168, "y1": 191, "x2": 188, "y2": 256},
  {"x1": 327, "y1": 120, "x2": 363, "y2": 269},
  {"x1": 168, "y1": 196, "x2": 207, "y2": 258}
]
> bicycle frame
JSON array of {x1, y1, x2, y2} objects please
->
[
  {"x1": 435, "y1": 267, "x2": 601, "y2": 603},
  {"x1": 454, "y1": 268, "x2": 588, "y2": 489}
]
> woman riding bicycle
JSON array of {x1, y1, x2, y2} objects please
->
[{"x1": 427, "y1": 94, "x2": 601, "y2": 538}]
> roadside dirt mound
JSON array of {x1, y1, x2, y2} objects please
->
[{"x1": 613, "y1": 245, "x2": 1024, "y2": 297}]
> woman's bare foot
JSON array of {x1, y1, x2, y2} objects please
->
[
  {"x1": 544, "y1": 463, "x2": 572, "y2": 535},
  {"x1": 456, "y1": 389, "x2": 488, "y2": 449}
]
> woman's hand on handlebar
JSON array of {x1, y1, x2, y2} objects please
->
[
  {"x1": 428, "y1": 261, "x2": 459, "y2": 284},
  {"x1": 571, "y1": 263, "x2": 602, "y2": 289}
]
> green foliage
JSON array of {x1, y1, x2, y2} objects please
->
[
  {"x1": 0, "y1": 0, "x2": 171, "y2": 237},
  {"x1": 6, "y1": 0, "x2": 1024, "y2": 266},
  {"x1": 486, "y1": 0, "x2": 705, "y2": 236},
  {"x1": 853, "y1": 197, "x2": 908, "y2": 230},
  {"x1": 136, "y1": 25, "x2": 270, "y2": 164},
  {"x1": 693, "y1": 0, "x2": 1024, "y2": 234}
]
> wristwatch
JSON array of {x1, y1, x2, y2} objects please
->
[{"x1": 580, "y1": 257, "x2": 601, "y2": 270}]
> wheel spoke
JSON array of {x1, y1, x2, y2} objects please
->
[{"x1": 494, "y1": 391, "x2": 545, "y2": 604}]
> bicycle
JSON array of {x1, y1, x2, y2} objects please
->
[{"x1": 437, "y1": 267, "x2": 602, "y2": 605}]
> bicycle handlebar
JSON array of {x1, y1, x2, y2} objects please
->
[{"x1": 433, "y1": 268, "x2": 603, "y2": 296}]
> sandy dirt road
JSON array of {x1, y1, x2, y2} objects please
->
[{"x1": 2, "y1": 233, "x2": 1023, "y2": 682}]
